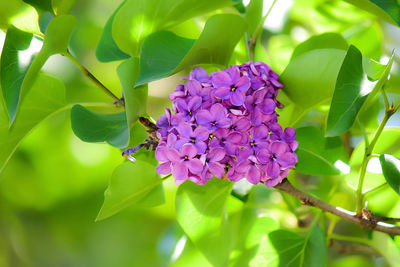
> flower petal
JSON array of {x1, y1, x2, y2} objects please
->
[
  {"x1": 194, "y1": 126, "x2": 209, "y2": 141},
  {"x1": 230, "y1": 91, "x2": 245, "y2": 106},
  {"x1": 212, "y1": 71, "x2": 232, "y2": 88},
  {"x1": 235, "y1": 76, "x2": 250, "y2": 92},
  {"x1": 195, "y1": 110, "x2": 212, "y2": 125},
  {"x1": 209, "y1": 162, "x2": 225, "y2": 178},
  {"x1": 156, "y1": 162, "x2": 171, "y2": 175},
  {"x1": 214, "y1": 87, "x2": 231, "y2": 99},
  {"x1": 187, "y1": 158, "x2": 203, "y2": 174},
  {"x1": 181, "y1": 143, "x2": 197, "y2": 158},
  {"x1": 208, "y1": 147, "x2": 226, "y2": 162},
  {"x1": 177, "y1": 123, "x2": 193, "y2": 139},
  {"x1": 172, "y1": 161, "x2": 188, "y2": 181}
]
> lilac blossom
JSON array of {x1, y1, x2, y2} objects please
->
[{"x1": 153, "y1": 61, "x2": 297, "y2": 187}]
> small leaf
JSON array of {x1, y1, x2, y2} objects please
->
[
  {"x1": 296, "y1": 126, "x2": 345, "y2": 175},
  {"x1": 0, "y1": 74, "x2": 66, "y2": 173},
  {"x1": 380, "y1": 154, "x2": 400, "y2": 195},
  {"x1": 96, "y1": 160, "x2": 165, "y2": 221},
  {"x1": 1, "y1": 26, "x2": 33, "y2": 123},
  {"x1": 70, "y1": 105, "x2": 129, "y2": 148},
  {"x1": 137, "y1": 14, "x2": 247, "y2": 85},
  {"x1": 117, "y1": 57, "x2": 148, "y2": 128},
  {"x1": 345, "y1": 0, "x2": 400, "y2": 26},
  {"x1": 326, "y1": 45, "x2": 367, "y2": 137},
  {"x1": 95, "y1": 1, "x2": 130, "y2": 62},
  {"x1": 176, "y1": 178, "x2": 232, "y2": 266},
  {"x1": 112, "y1": 0, "x2": 234, "y2": 55},
  {"x1": 252, "y1": 226, "x2": 326, "y2": 267}
]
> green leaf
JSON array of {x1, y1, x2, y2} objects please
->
[
  {"x1": 1, "y1": 26, "x2": 33, "y2": 123},
  {"x1": 95, "y1": 1, "x2": 130, "y2": 62},
  {"x1": 51, "y1": 0, "x2": 78, "y2": 15},
  {"x1": 280, "y1": 48, "x2": 346, "y2": 110},
  {"x1": 41, "y1": 15, "x2": 76, "y2": 55},
  {"x1": 117, "y1": 57, "x2": 148, "y2": 128},
  {"x1": 290, "y1": 32, "x2": 348, "y2": 60},
  {"x1": 344, "y1": 0, "x2": 400, "y2": 26},
  {"x1": 296, "y1": 126, "x2": 345, "y2": 175},
  {"x1": 70, "y1": 105, "x2": 129, "y2": 148},
  {"x1": 245, "y1": 0, "x2": 263, "y2": 38},
  {"x1": 363, "y1": 57, "x2": 385, "y2": 81},
  {"x1": 326, "y1": 45, "x2": 367, "y2": 137},
  {"x1": 176, "y1": 178, "x2": 233, "y2": 266},
  {"x1": 0, "y1": 74, "x2": 66, "y2": 173},
  {"x1": 137, "y1": 14, "x2": 247, "y2": 85},
  {"x1": 112, "y1": 0, "x2": 234, "y2": 55},
  {"x1": 251, "y1": 227, "x2": 326, "y2": 267},
  {"x1": 96, "y1": 160, "x2": 165, "y2": 221},
  {"x1": 371, "y1": 232, "x2": 400, "y2": 267},
  {"x1": 14, "y1": 15, "x2": 76, "y2": 125},
  {"x1": 380, "y1": 154, "x2": 400, "y2": 195},
  {"x1": 9, "y1": 1, "x2": 41, "y2": 35}
]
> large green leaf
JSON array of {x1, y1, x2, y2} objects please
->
[
  {"x1": 8, "y1": 1, "x2": 41, "y2": 35},
  {"x1": 1, "y1": 26, "x2": 33, "y2": 123},
  {"x1": 96, "y1": 160, "x2": 165, "y2": 221},
  {"x1": 326, "y1": 45, "x2": 367, "y2": 137},
  {"x1": 280, "y1": 49, "x2": 346, "y2": 110},
  {"x1": 112, "y1": 0, "x2": 234, "y2": 56},
  {"x1": 245, "y1": 0, "x2": 263, "y2": 38},
  {"x1": 176, "y1": 178, "x2": 233, "y2": 266},
  {"x1": 70, "y1": 104, "x2": 129, "y2": 148},
  {"x1": 380, "y1": 154, "x2": 400, "y2": 196},
  {"x1": 51, "y1": 0, "x2": 78, "y2": 15},
  {"x1": 137, "y1": 14, "x2": 246, "y2": 85},
  {"x1": 14, "y1": 15, "x2": 76, "y2": 124},
  {"x1": 250, "y1": 227, "x2": 326, "y2": 267},
  {"x1": 295, "y1": 126, "x2": 345, "y2": 175},
  {"x1": 345, "y1": 0, "x2": 400, "y2": 26},
  {"x1": 0, "y1": 74, "x2": 66, "y2": 173},
  {"x1": 117, "y1": 58, "x2": 148, "y2": 128},
  {"x1": 95, "y1": 0, "x2": 130, "y2": 62}
]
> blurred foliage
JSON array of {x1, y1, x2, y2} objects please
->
[{"x1": 0, "y1": 0, "x2": 400, "y2": 266}]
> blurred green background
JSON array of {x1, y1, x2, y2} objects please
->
[{"x1": 1, "y1": 0, "x2": 400, "y2": 266}]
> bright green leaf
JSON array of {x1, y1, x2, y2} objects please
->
[
  {"x1": 1, "y1": 26, "x2": 33, "y2": 123},
  {"x1": 117, "y1": 57, "x2": 148, "y2": 128},
  {"x1": 52, "y1": 0, "x2": 78, "y2": 15},
  {"x1": 371, "y1": 232, "x2": 400, "y2": 267},
  {"x1": 345, "y1": 0, "x2": 400, "y2": 26},
  {"x1": 380, "y1": 154, "x2": 400, "y2": 195},
  {"x1": 296, "y1": 126, "x2": 345, "y2": 175},
  {"x1": 245, "y1": 0, "x2": 263, "y2": 38},
  {"x1": 137, "y1": 14, "x2": 247, "y2": 85},
  {"x1": 290, "y1": 32, "x2": 348, "y2": 60},
  {"x1": 280, "y1": 49, "x2": 346, "y2": 110},
  {"x1": 95, "y1": 1, "x2": 130, "y2": 62},
  {"x1": 70, "y1": 104, "x2": 129, "y2": 148},
  {"x1": 41, "y1": 15, "x2": 76, "y2": 55},
  {"x1": 251, "y1": 227, "x2": 326, "y2": 267},
  {"x1": 112, "y1": 0, "x2": 234, "y2": 55},
  {"x1": 0, "y1": 74, "x2": 66, "y2": 173},
  {"x1": 9, "y1": 1, "x2": 41, "y2": 35},
  {"x1": 96, "y1": 160, "x2": 165, "y2": 221},
  {"x1": 326, "y1": 45, "x2": 367, "y2": 137},
  {"x1": 363, "y1": 57, "x2": 385, "y2": 81},
  {"x1": 176, "y1": 178, "x2": 233, "y2": 266}
]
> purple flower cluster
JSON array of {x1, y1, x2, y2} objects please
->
[{"x1": 155, "y1": 62, "x2": 298, "y2": 187}]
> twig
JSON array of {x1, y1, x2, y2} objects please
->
[
  {"x1": 274, "y1": 179, "x2": 400, "y2": 235},
  {"x1": 329, "y1": 238, "x2": 380, "y2": 256}
]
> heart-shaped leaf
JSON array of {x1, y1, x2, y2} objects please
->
[
  {"x1": 380, "y1": 154, "x2": 400, "y2": 195},
  {"x1": 70, "y1": 104, "x2": 129, "y2": 148}
]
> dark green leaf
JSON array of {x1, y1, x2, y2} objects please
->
[
  {"x1": 96, "y1": 160, "x2": 165, "y2": 221},
  {"x1": 117, "y1": 57, "x2": 148, "y2": 128},
  {"x1": 137, "y1": 14, "x2": 247, "y2": 85},
  {"x1": 95, "y1": 1, "x2": 130, "y2": 62},
  {"x1": 176, "y1": 178, "x2": 233, "y2": 266},
  {"x1": 70, "y1": 104, "x2": 129, "y2": 148},
  {"x1": 296, "y1": 126, "x2": 345, "y2": 175},
  {"x1": 112, "y1": 0, "x2": 234, "y2": 55},
  {"x1": 380, "y1": 154, "x2": 400, "y2": 195},
  {"x1": 345, "y1": 0, "x2": 400, "y2": 26},
  {"x1": 261, "y1": 227, "x2": 326, "y2": 267},
  {"x1": 326, "y1": 45, "x2": 367, "y2": 137},
  {"x1": 290, "y1": 32, "x2": 348, "y2": 60},
  {"x1": 1, "y1": 26, "x2": 33, "y2": 123},
  {"x1": 0, "y1": 74, "x2": 66, "y2": 173}
]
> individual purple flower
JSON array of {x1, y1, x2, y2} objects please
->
[
  {"x1": 236, "y1": 155, "x2": 262, "y2": 184},
  {"x1": 245, "y1": 89, "x2": 276, "y2": 126},
  {"x1": 167, "y1": 144, "x2": 204, "y2": 185},
  {"x1": 229, "y1": 114, "x2": 251, "y2": 133},
  {"x1": 212, "y1": 66, "x2": 250, "y2": 106},
  {"x1": 195, "y1": 103, "x2": 231, "y2": 131},
  {"x1": 209, "y1": 128, "x2": 243, "y2": 155},
  {"x1": 200, "y1": 147, "x2": 226, "y2": 180},
  {"x1": 175, "y1": 123, "x2": 209, "y2": 153},
  {"x1": 174, "y1": 96, "x2": 202, "y2": 121}
]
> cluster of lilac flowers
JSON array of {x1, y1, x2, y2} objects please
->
[{"x1": 155, "y1": 62, "x2": 298, "y2": 187}]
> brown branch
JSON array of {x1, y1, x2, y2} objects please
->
[
  {"x1": 330, "y1": 239, "x2": 381, "y2": 256},
  {"x1": 274, "y1": 179, "x2": 400, "y2": 236},
  {"x1": 362, "y1": 208, "x2": 400, "y2": 223}
]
